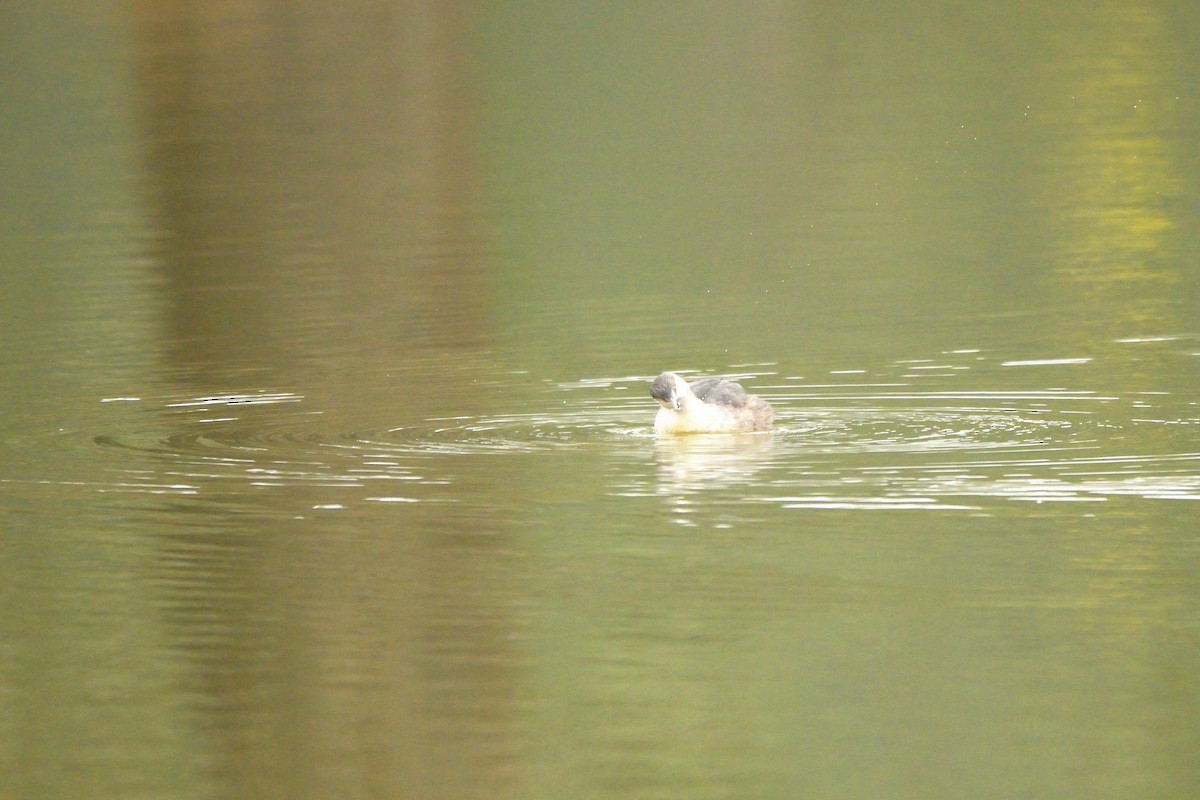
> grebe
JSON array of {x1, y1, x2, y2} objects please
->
[{"x1": 650, "y1": 372, "x2": 774, "y2": 434}]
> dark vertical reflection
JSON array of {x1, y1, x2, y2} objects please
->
[
  {"x1": 131, "y1": 0, "x2": 490, "y2": 382},
  {"x1": 127, "y1": 4, "x2": 514, "y2": 799},
  {"x1": 150, "y1": 504, "x2": 518, "y2": 800}
]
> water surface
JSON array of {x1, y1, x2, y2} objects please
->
[{"x1": 2, "y1": 3, "x2": 1199, "y2": 799}]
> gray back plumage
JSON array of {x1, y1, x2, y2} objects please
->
[{"x1": 687, "y1": 377, "x2": 750, "y2": 408}]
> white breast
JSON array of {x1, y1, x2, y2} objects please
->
[{"x1": 655, "y1": 400, "x2": 744, "y2": 434}]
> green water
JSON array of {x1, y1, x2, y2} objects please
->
[{"x1": 2, "y1": 3, "x2": 1199, "y2": 798}]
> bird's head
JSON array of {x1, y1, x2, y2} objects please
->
[{"x1": 650, "y1": 372, "x2": 685, "y2": 411}]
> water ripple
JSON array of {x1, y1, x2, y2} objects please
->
[{"x1": 83, "y1": 373, "x2": 1200, "y2": 512}]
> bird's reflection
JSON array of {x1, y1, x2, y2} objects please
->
[{"x1": 653, "y1": 432, "x2": 775, "y2": 495}]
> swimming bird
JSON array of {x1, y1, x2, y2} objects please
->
[{"x1": 650, "y1": 372, "x2": 774, "y2": 433}]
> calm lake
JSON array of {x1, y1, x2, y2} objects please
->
[{"x1": 3, "y1": 2, "x2": 1199, "y2": 798}]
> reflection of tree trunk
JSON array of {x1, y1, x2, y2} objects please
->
[
  {"x1": 130, "y1": 0, "x2": 489, "y2": 380},
  {"x1": 127, "y1": 6, "x2": 512, "y2": 800},
  {"x1": 153, "y1": 506, "x2": 517, "y2": 800}
]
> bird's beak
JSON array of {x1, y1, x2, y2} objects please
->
[{"x1": 672, "y1": 392, "x2": 681, "y2": 411}]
